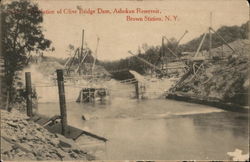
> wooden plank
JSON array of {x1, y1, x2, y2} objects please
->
[
  {"x1": 45, "y1": 122, "x2": 108, "y2": 142},
  {"x1": 38, "y1": 115, "x2": 61, "y2": 126},
  {"x1": 36, "y1": 116, "x2": 51, "y2": 125},
  {"x1": 29, "y1": 115, "x2": 41, "y2": 122},
  {"x1": 66, "y1": 48, "x2": 79, "y2": 74},
  {"x1": 29, "y1": 114, "x2": 60, "y2": 126},
  {"x1": 194, "y1": 33, "x2": 207, "y2": 58}
]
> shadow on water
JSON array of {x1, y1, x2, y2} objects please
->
[{"x1": 191, "y1": 111, "x2": 249, "y2": 138}]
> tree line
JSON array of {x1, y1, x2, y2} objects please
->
[
  {"x1": 1, "y1": 0, "x2": 52, "y2": 109},
  {"x1": 99, "y1": 21, "x2": 249, "y2": 75}
]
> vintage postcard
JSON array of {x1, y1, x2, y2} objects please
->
[{"x1": 0, "y1": 0, "x2": 249, "y2": 161}]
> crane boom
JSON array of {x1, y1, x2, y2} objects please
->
[{"x1": 128, "y1": 51, "x2": 163, "y2": 73}]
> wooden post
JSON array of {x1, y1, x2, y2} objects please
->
[
  {"x1": 195, "y1": 33, "x2": 207, "y2": 57},
  {"x1": 25, "y1": 72, "x2": 33, "y2": 117},
  {"x1": 135, "y1": 81, "x2": 139, "y2": 99},
  {"x1": 56, "y1": 69, "x2": 68, "y2": 135}
]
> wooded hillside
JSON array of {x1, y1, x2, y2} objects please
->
[{"x1": 99, "y1": 21, "x2": 249, "y2": 75}]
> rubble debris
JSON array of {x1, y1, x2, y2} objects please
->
[
  {"x1": 0, "y1": 109, "x2": 95, "y2": 161},
  {"x1": 167, "y1": 39, "x2": 249, "y2": 107}
]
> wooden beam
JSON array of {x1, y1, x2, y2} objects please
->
[
  {"x1": 194, "y1": 33, "x2": 207, "y2": 58},
  {"x1": 128, "y1": 51, "x2": 163, "y2": 73},
  {"x1": 76, "y1": 50, "x2": 89, "y2": 73},
  {"x1": 64, "y1": 57, "x2": 71, "y2": 68},
  {"x1": 210, "y1": 27, "x2": 236, "y2": 53},
  {"x1": 66, "y1": 48, "x2": 79, "y2": 74},
  {"x1": 176, "y1": 30, "x2": 188, "y2": 46},
  {"x1": 163, "y1": 36, "x2": 179, "y2": 58}
]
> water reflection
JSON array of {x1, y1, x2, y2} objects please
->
[{"x1": 192, "y1": 112, "x2": 248, "y2": 138}]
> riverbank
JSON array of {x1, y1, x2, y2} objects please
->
[
  {"x1": 0, "y1": 109, "x2": 95, "y2": 161},
  {"x1": 166, "y1": 92, "x2": 248, "y2": 113},
  {"x1": 166, "y1": 39, "x2": 249, "y2": 111}
]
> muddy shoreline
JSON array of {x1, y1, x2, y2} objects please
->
[{"x1": 166, "y1": 92, "x2": 248, "y2": 113}]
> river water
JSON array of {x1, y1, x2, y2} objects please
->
[{"x1": 38, "y1": 95, "x2": 249, "y2": 160}]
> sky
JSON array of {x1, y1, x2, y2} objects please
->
[{"x1": 36, "y1": 0, "x2": 249, "y2": 61}]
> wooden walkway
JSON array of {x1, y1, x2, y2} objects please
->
[
  {"x1": 119, "y1": 78, "x2": 137, "y2": 84},
  {"x1": 29, "y1": 113, "x2": 107, "y2": 142}
]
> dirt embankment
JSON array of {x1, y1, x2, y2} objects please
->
[
  {"x1": 167, "y1": 39, "x2": 249, "y2": 108},
  {"x1": 0, "y1": 109, "x2": 95, "y2": 161}
]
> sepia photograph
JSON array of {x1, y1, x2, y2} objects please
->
[{"x1": 0, "y1": 0, "x2": 249, "y2": 161}]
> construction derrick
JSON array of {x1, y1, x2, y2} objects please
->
[
  {"x1": 171, "y1": 22, "x2": 238, "y2": 92},
  {"x1": 64, "y1": 30, "x2": 101, "y2": 78},
  {"x1": 155, "y1": 30, "x2": 189, "y2": 76}
]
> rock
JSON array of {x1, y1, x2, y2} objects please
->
[
  {"x1": 6, "y1": 151, "x2": 14, "y2": 159},
  {"x1": 26, "y1": 152, "x2": 36, "y2": 160},
  {"x1": 1, "y1": 109, "x2": 93, "y2": 160},
  {"x1": 72, "y1": 149, "x2": 81, "y2": 154},
  {"x1": 14, "y1": 143, "x2": 32, "y2": 153},
  {"x1": 1, "y1": 153, "x2": 10, "y2": 160},
  {"x1": 36, "y1": 127, "x2": 43, "y2": 131},
  {"x1": 25, "y1": 134, "x2": 34, "y2": 140},
  {"x1": 55, "y1": 148, "x2": 67, "y2": 159},
  {"x1": 1, "y1": 137, "x2": 13, "y2": 153},
  {"x1": 47, "y1": 139, "x2": 59, "y2": 147},
  {"x1": 69, "y1": 152, "x2": 78, "y2": 158},
  {"x1": 82, "y1": 115, "x2": 86, "y2": 120},
  {"x1": 62, "y1": 155, "x2": 73, "y2": 161},
  {"x1": 7, "y1": 121, "x2": 18, "y2": 128},
  {"x1": 61, "y1": 146, "x2": 71, "y2": 152},
  {"x1": 36, "y1": 156, "x2": 45, "y2": 160},
  {"x1": 16, "y1": 151, "x2": 26, "y2": 157},
  {"x1": 21, "y1": 120, "x2": 28, "y2": 126}
]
